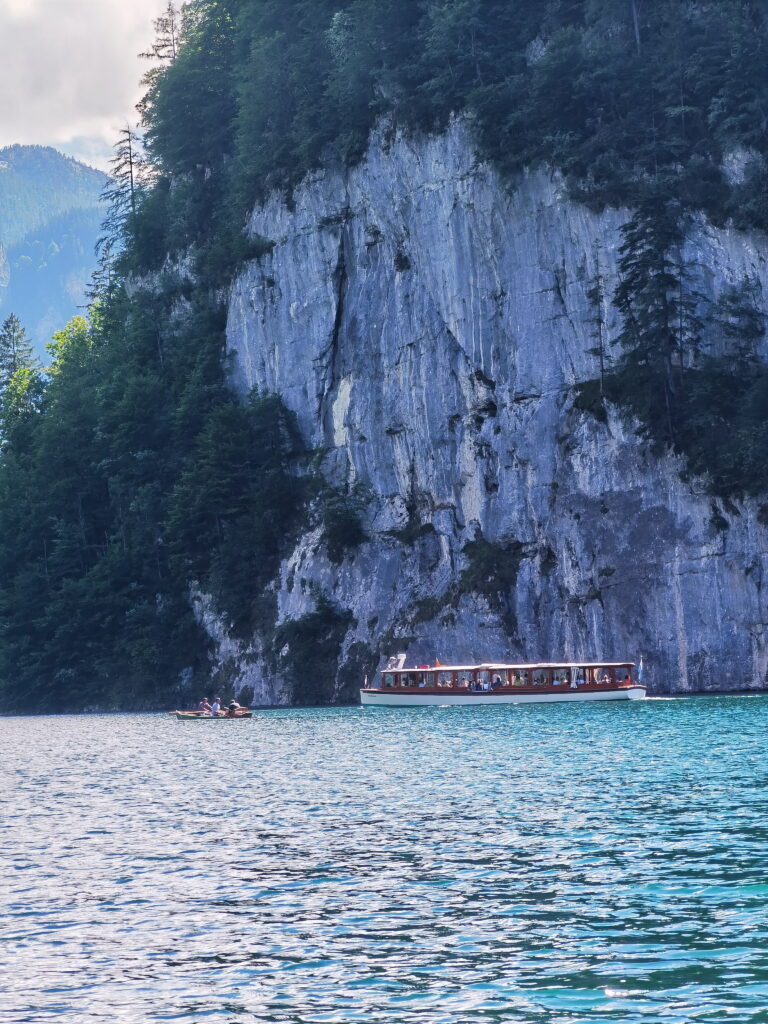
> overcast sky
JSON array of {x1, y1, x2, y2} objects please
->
[{"x1": 0, "y1": 0, "x2": 169, "y2": 169}]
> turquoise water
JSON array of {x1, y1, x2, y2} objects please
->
[{"x1": 2, "y1": 697, "x2": 768, "y2": 1023}]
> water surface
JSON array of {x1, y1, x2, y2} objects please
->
[{"x1": 2, "y1": 696, "x2": 767, "y2": 1022}]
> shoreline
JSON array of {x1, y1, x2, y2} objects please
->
[{"x1": 2, "y1": 688, "x2": 768, "y2": 718}]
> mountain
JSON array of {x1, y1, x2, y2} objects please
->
[
  {"x1": 1, "y1": 1, "x2": 768, "y2": 712},
  {"x1": 0, "y1": 145, "x2": 106, "y2": 354}
]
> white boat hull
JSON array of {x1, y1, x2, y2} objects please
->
[{"x1": 360, "y1": 686, "x2": 646, "y2": 706}]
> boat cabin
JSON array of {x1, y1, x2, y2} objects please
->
[{"x1": 371, "y1": 662, "x2": 636, "y2": 692}]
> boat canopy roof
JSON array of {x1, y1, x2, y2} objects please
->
[{"x1": 386, "y1": 661, "x2": 634, "y2": 672}]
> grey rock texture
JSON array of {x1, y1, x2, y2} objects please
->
[{"x1": 222, "y1": 120, "x2": 768, "y2": 700}]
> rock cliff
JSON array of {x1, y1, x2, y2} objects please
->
[{"x1": 223, "y1": 120, "x2": 768, "y2": 699}]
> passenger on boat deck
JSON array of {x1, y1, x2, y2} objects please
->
[
  {"x1": 460, "y1": 677, "x2": 469, "y2": 688},
  {"x1": 211, "y1": 697, "x2": 222, "y2": 713},
  {"x1": 492, "y1": 673, "x2": 503, "y2": 687},
  {"x1": 227, "y1": 700, "x2": 241, "y2": 717},
  {"x1": 197, "y1": 698, "x2": 212, "y2": 713}
]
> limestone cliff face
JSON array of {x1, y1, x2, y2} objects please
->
[{"x1": 223, "y1": 120, "x2": 768, "y2": 700}]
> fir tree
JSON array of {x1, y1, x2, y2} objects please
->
[
  {"x1": 612, "y1": 191, "x2": 703, "y2": 443},
  {"x1": 0, "y1": 314, "x2": 37, "y2": 390},
  {"x1": 100, "y1": 126, "x2": 147, "y2": 236}
]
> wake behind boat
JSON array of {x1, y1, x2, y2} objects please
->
[{"x1": 361, "y1": 659, "x2": 645, "y2": 706}]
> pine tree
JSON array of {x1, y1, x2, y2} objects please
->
[
  {"x1": 586, "y1": 245, "x2": 609, "y2": 396},
  {"x1": 137, "y1": 2, "x2": 181, "y2": 125},
  {"x1": 709, "y1": 279, "x2": 767, "y2": 367},
  {"x1": 613, "y1": 191, "x2": 702, "y2": 443},
  {"x1": 0, "y1": 314, "x2": 36, "y2": 390},
  {"x1": 139, "y1": 1, "x2": 180, "y2": 65},
  {"x1": 100, "y1": 125, "x2": 148, "y2": 243}
]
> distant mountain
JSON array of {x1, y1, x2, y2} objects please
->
[{"x1": 0, "y1": 145, "x2": 106, "y2": 355}]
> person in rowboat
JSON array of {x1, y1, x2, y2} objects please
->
[
  {"x1": 197, "y1": 698, "x2": 212, "y2": 713},
  {"x1": 211, "y1": 697, "x2": 223, "y2": 715}
]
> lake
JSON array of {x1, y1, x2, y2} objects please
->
[{"x1": 2, "y1": 696, "x2": 768, "y2": 1022}]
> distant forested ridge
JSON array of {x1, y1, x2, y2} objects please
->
[
  {"x1": 0, "y1": 146, "x2": 105, "y2": 354},
  {"x1": 1, "y1": 0, "x2": 768, "y2": 712}
]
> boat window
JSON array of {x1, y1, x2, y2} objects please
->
[
  {"x1": 532, "y1": 669, "x2": 549, "y2": 685},
  {"x1": 437, "y1": 671, "x2": 453, "y2": 688},
  {"x1": 383, "y1": 673, "x2": 395, "y2": 688},
  {"x1": 402, "y1": 673, "x2": 416, "y2": 687},
  {"x1": 511, "y1": 670, "x2": 528, "y2": 685},
  {"x1": 595, "y1": 666, "x2": 614, "y2": 684}
]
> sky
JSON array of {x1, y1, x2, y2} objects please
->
[{"x1": 0, "y1": 0, "x2": 169, "y2": 170}]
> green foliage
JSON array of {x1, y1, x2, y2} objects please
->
[
  {"x1": 135, "y1": 0, "x2": 768, "y2": 225},
  {"x1": 581, "y1": 263, "x2": 768, "y2": 498},
  {"x1": 168, "y1": 392, "x2": 307, "y2": 636},
  {"x1": 336, "y1": 640, "x2": 378, "y2": 703},
  {"x1": 274, "y1": 595, "x2": 355, "y2": 705},
  {"x1": 0, "y1": 314, "x2": 37, "y2": 390},
  {"x1": 459, "y1": 535, "x2": 526, "y2": 602},
  {"x1": 412, "y1": 596, "x2": 442, "y2": 624},
  {"x1": 0, "y1": 282, "x2": 309, "y2": 709},
  {"x1": 322, "y1": 487, "x2": 368, "y2": 563}
]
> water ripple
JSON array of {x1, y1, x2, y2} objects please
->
[{"x1": 1, "y1": 697, "x2": 768, "y2": 1021}]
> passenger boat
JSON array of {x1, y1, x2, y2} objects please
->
[
  {"x1": 360, "y1": 660, "x2": 645, "y2": 706},
  {"x1": 170, "y1": 710, "x2": 253, "y2": 720}
]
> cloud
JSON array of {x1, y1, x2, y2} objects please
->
[{"x1": 0, "y1": 0, "x2": 169, "y2": 169}]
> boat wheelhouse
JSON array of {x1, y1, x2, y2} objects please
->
[{"x1": 360, "y1": 661, "x2": 645, "y2": 706}]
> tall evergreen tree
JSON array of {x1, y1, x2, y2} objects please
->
[
  {"x1": 612, "y1": 192, "x2": 701, "y2": 443},
  {"x1": 0, "y1": 314, "x2": 36, "y2": 390},
  {"x1": 100, "y1": 126, "x2": 147, "y2": 235}
]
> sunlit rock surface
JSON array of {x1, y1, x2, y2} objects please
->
[{"x1": 223, "y1": 120, "x2": 768, "y2": 700}]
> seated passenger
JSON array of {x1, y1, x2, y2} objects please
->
[
  {"x1": 197, "y1": 698, "x2": 212, "y2": 713},
  {"x1": 492, "y1": 674, "x2": 503, "y2": 687}
]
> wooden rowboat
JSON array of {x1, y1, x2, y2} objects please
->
[{"x1": 170, "y1": 710, "x2": 253, "y2": 720}]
